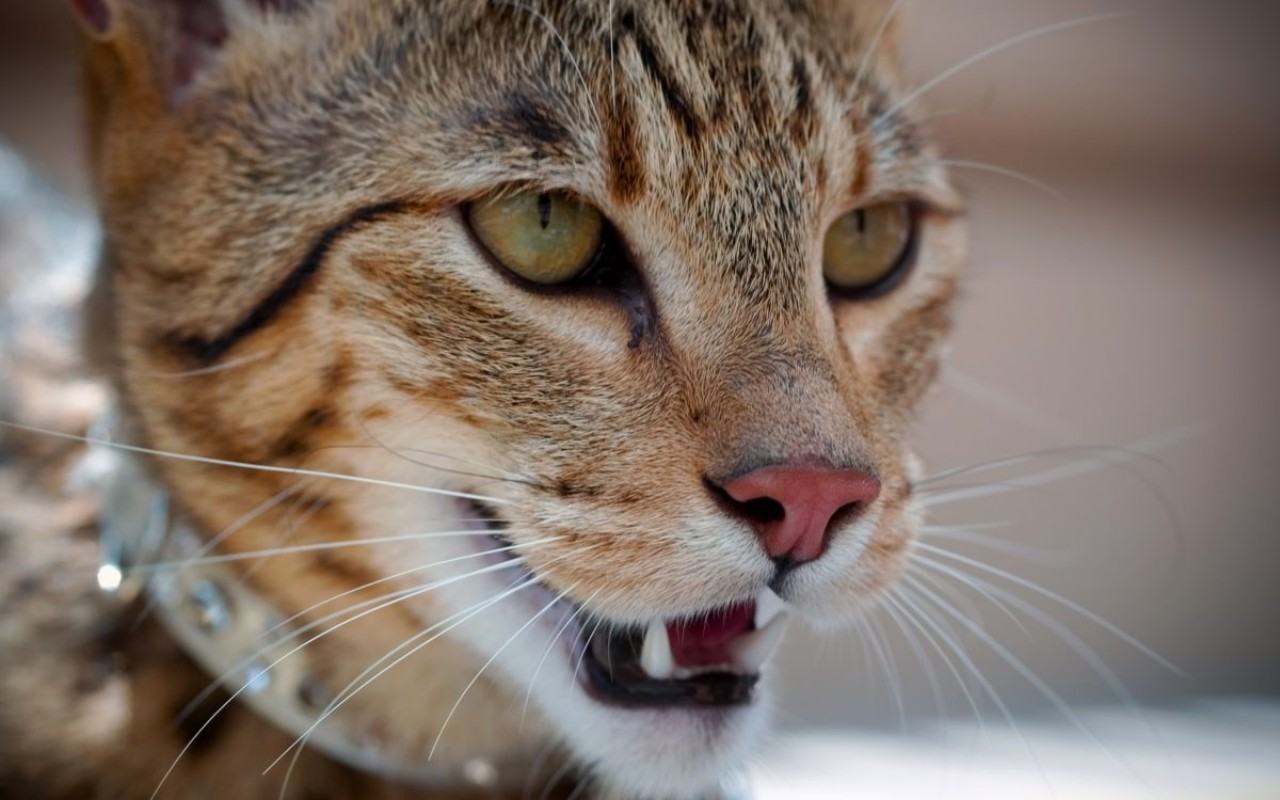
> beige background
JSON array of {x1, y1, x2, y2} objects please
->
[{"x1": 2, "y1": 0, "x2": 1277, "y2": 733}]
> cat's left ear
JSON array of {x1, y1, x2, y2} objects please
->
[{"x1": 67, "y1": 0, "x2": 309, "y2": 108}]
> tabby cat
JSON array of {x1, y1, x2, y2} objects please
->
[{"x1": 4, "y1": 0, "x2": 964, "y2": 797}]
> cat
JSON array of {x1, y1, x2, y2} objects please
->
[{"x1": 0, "y1": 0, "x2": 965, "y2": 798}]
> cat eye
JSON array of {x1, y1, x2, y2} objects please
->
[
  {"x1": 467, "y1": 190, "x2": 605, "y2": 285},
  {"x1": 822, "y1": 201, "x2": 917, "y2": 297}
]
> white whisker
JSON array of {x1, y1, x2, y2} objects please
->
[
  {"x1": 904, "y1": 574, "x2": 1141, "y2": 781},
  {"x1": 897, "y1": 581, "x2": 1059, "y2": 789},
  {"x1": 853, "y1": 0, "x2": 902, "y2": 90},
  {"x1": 936, "y1": 158, "x2": 1067, "y2": 203},
  {"x1": 350, "y1": 414, "x2": 539, "y2": 488},
  {"x1": 880, "y1": 589, "x2": 985, "y2": 731},
  {"x1": 875, "y1": 590, "x2": 949, "y2": 725},
  {"x1": 522, "y1": 586, "x2": 601, "y2": 730},
  {"x1": 913, "y1": 553, "x2": 1142, "y2": 709},
  {"x1": 136, "y1": 528, "x2": 539, "y2": 571},
  {"x1": 920, "y1": 426, "x2": 1200, "y2": 507},
  {"x1": 860, "y1": 613, "x2": 908, "y2": 730},
  {"x1": 201, "y1": 481, "x2": 315, "y2": 556},
  {"x1": 498, "y1": 1, "x2": 603, "y2": 132},
  {"x1": 0, "y1": 420, "x2": 511, "y2": 505},
  {"x1": 177, "y1": 540, "x2": 563, "y2": 723},
  {"x1": 151, "y1": 552, "x2": 549, "y2": 800},
  {"x1": 430, "y1": 583, "x2": 579, "y2": 760},
  {"x1": 912, "y1": 555, "x2": 1034, "y2": 639},
  {"x1": 267, "y1": 571, "x2": 554, "y2": 777},
  {"x1": 913, "y1": 542, "x2": 1181, "y2": 674},
  {"x1": 877, "y1": 13, "x2": 1130, "y2": 124},
  {"x1": 920, "y1": 523, "x2": 1065, "y2": 564}
]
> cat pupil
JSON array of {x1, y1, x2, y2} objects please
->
[{"x1": 537, "y1": 192, "x2": 553, "y2": 230}]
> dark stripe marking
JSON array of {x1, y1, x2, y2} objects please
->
[
  {"x1": 789, "y1": 53, "x2": 815, "y2": 143},
  {"x1": 176, "y1": 201, "x2": 406, "y2": 364},
  {"x1": 491, "y1": 90, "x2": 573, "y2": 148},
  {"x1": 619, "y1": 11, "x2": 702, "y2": 138},
  {"x1": 606, "y1": 86, "x2": 647, "y2": 202}
]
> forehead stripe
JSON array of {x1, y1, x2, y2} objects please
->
[
  {"x1": 618, "y1": 10, "x2": 703, "y2": 139},
  {"x1": 171, "y1": 201, "x2": 407, "y2": 365}
]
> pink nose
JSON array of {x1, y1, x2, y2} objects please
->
[{"x1": 719, "y1": 464, "x2": 881, "y2": 563}]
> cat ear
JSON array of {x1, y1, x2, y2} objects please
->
[{"x1": 67, "y1": 0, "x2": 307, "y2": 107}]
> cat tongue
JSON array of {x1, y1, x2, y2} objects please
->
[{"x1": 667, "y1": 601, "x2": 755, "y2": 668}]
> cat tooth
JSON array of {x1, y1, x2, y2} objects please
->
[
  {"x1": 729, "y1": 611, "x2": 790, "y2": 674},
  {"x1": 754, "y1": 586, "x2": 787, "y2": 629},
  {"x1": 640, "y1": 619, "x2": 675, "y2": 681}
]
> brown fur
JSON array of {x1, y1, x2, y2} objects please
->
[{"x1": 3, "y1": 0, "x2": 966, "y2": 797}]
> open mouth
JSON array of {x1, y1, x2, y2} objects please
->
[
  {"x1": 464, "y1": 500, "x2": 789, "y2": 710},
  {"x1": 577, "y1": 589, "x2": 789, "y2": 708}
]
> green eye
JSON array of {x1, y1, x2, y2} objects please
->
[
  {"x1": 467, "y1": 190, "x2": 605, "y2": 285},
  {"x1": 823, "y1": 201, "x2": 915, "y2": 295}
]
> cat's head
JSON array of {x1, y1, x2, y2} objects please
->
[{"x1": 75, "y1": 0, "x2": 963, "y2": 796}]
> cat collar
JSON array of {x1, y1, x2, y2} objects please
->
[{"x1": 88, "y1": 416, "x2": 527, "y2": 792}]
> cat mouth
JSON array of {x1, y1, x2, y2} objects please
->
[
  {"x1": 574, "y1": 590, "x2": 789, "y2": 708},
  {"x1": 465, "y1": 501, "x2": 789, "y2": 710}
]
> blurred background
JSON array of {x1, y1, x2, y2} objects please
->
[{"x1": 2, "y1": 0, "x2": 1278, "y2": 797}]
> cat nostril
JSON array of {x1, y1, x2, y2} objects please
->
[{"x1": 741, "y1": 497, "x2": 785, "y2": 524}]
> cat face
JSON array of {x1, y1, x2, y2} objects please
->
[{"x1": 80, "y1": 0, "x2": 963, "y2": 796}]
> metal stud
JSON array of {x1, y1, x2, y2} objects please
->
[
  {"x1": 241, "y1": 659, "x2": 272, "y2": 695},
  {"x1": 463, "y1": 758, "x2": 499, "y2": 788},
  {"x1": 188, "y1": 578, "x2": 231, "y2": 632}
]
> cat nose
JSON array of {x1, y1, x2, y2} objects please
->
[{"x1": 716, "y1": 464, "x2": 881, "y2": 564}]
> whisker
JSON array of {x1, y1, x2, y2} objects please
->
[
  {"x1": 522, "y1": 587, "x2": 601, "y2": 730},
  {"x1": 350, "y1": 414, "x2": 542, "y2": 489},
  {"x1": 853, "y1": 0, "x2": 902, "y2": 90},
  {"x1": 151, "y1": 552, "x2": 550, "y2": 800},
  {"x1": 913, "y1": 542, "x2": 1182, "y2": 674},
  {"x1": 266, "y1": 570, "x2": 557, "y2": 777},
  {"x1": 912, "y1": 555, "x2": 1034, "y2": 639},
  {"x1": 875, "y1": 590, "x2": 949, "y2": 726},
  {"x1": 532, "y1": 755, "x2": 579, "y2": 800},
  {"x1": 917, "y1": 429, "x2": 1196, "y2": 488},
  {"x1": 430, "y1": 583, "x2": 579, "y2": 760},
  {"x1": 177, "y1": 540, "x2": 562, "y2": 723},
  {"x1": 272, "y1": 546, "x2": 593, "y2": 792},
  {"x1": 903, "y1": 574, "x2": 1142, "y2": 781},
  {"x1": 919, "y1": 427, "x2": 1199, "y2": 513},
  {"x1": 197, "y1": 480, "x2": 318, "y2": 570},
  {"x1": 898, "y1": 583, "x2": 1019, "y2": 725},
  {"x1": 920, "y1": 523, "x2": 1067, "y2": 564},
  {"x1": 877, "y1": 13, "x2": 1130, "y2": 124},
  {"x1": 498, "y1": 1, "x2": 602, "y2": 132},
  {"x1": 935, "y1": 158, "x2": 1067, "y2": 203},
  {"x1": 895, "y1": 581, "x2": 1053, "y2": 785},
  {"x1": 136, "y1": 528, "x2": 539, "y2": 571},
  {"x1": 859, "y1": 613, "x2": 908, "y2": 730},
  {"x1": 571, "y1": 613, "x2": 609, "y2": 690},
  {"x1": 912, "y1": 553, "x2": 1142, "y2": 710},
  {"x1": 880, "y1": 589, "x2": 985, "y2": 731},
  {"x1": 0, "y1": 420, "x2": 511, "y2": 505}
]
